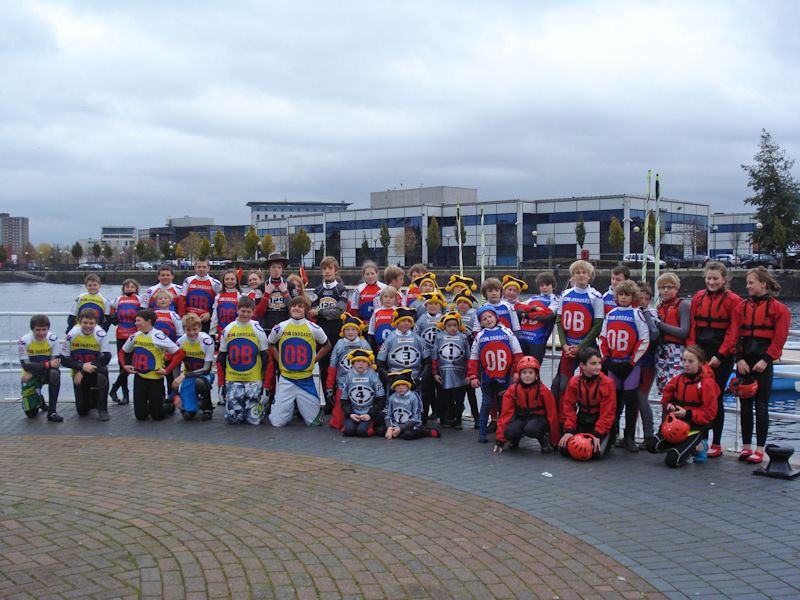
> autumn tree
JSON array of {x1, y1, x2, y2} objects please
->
[
  {"x1": 292, "y1": 228, "x2": 312, "y2": 266},
  {"x1": 609, "y1": 216, "x2": 625, "y2": 262},
  {"x1": 575, "y1": 214, "x2": 586, "y2": 251},
  {"x1": 179, "y1": 233, "x2": 203, "y2": 260},
  {"x1": 199, "y1": 237, "x2": 212, "y2": 258},
  {"x1": 426, "y1": 216, "x2": 441, "y2": 264},
  {"x1": 244, "y1": 226, "x2": 260, "y2": 259},
  {"x1": 0, "y1": 245, "x2": 8, "y2": 264},
  {"x1": 213, "y1": 229, "x2": 227, "y2": 259},
  {"x1": 380, "y1": 221, "x2": 391, "y2": 259},
  {"x1": 71, "y1": 242, "x2": 83, "y2": 262},
  {"x1": 261, "y1": 233, "x2": 275, "y2": 257}
]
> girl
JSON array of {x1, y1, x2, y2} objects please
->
[
  {"x1": 246, "y1": 270, "x2": 264, "y2": 301},
  {"x1": 733, "y1": 267, "x2": 791, "y2": 463},
  {"x1": 109, "y1": 279, "x2": 142, "y2": 405},
  {"x1": 349, "y1": 261, "x2": 386, "y2": 321},
  {"x1": 647, "y1": 346, "x2": 719, "y2": 468},
  {"x1": 687, "y1": 262, "x2": 741, "y2": 458},
  {"x1": 210, "y1": 269, "x2": 243, "y2": 338},
  {"x1": 654, "y1": 273, "x2": 690, "y2": 393}
]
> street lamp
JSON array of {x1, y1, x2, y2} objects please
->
[
  {"x1": 532, "y1": 230, "x2": 538, "y2": 267},
  {"x1": 753, "y1": 222, "x2": 763, "y2": 254},
  {"x1": 373, "y1": 236, "x2": 378, "y2": 262},
  {"x1": 445, "y1": 233, "x2": 451, "y2": 266},
  {"x1": 711, "y1": 225, "x2": 718, "y2": 257}
]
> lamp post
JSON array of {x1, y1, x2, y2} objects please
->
[
  {"x1": 754, "y1": 222, "x2": 763, "y2": 254},
  {"x1": 445, "y1": 233, "x2": 451, "y2": 266},
  {"x1": 532, "y1": 230, "x2": 538, "y2": 268},
  {"x1": 712, "y1": 224, "x2": 718, "y2": 257},
  {"x1": 373, "y1": 236, "x2": 378, "y2": 262}
]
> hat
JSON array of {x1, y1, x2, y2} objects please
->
[
  {"x1": 445, "y1": 275, "x2": 477, "y2": 292},
  {"x1": 420, "y1": 291, "x2": 447, "y2": 307},
  {"x1": 437, "y1": 311, "x2": 465, "y2": 331},
  {"x1": 340, "y1": 314, "x2": 365, "y2": 337},
  {"x1": 347, "y1": 348, "x2": 376, "y2": 369},
  {"x1": 388, "y1": 369, "x2": 414, "y2": 389},
  {"x1": 392, "y1": 307, "x2": 416, "y2": 327},
  {"x1": 502, "y1": 275, "x2": 528, "y2": 291},
  {"x1": 452, "y1": 289, "x2": 476, "y2": 308},
  {"x1": 411, "y1": 273, "x2": 436, "y2": 289},
  {"x1": 476, "y1": 304, "x2": 499, "y2": 320},
  {"x1": 264, "y1": 252, "x2": 289, "y2": 267}
]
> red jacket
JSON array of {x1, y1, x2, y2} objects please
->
[
  {"x1": 660, "y1": 371, "x2": 719, "y2": 427},
  {"x1": 688, "y1": 289, "x2": 741, "y2": 357},
  {"x1": 496, "y1": 381, "x2": 560, "y2": 444},
  {"x1": 561, "y1": 373, "x2": 616, "y2": 437}
]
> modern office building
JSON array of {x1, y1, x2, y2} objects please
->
[
  {"x1": 139, "y1": 217, "x2": 248, "y2": 246},
  {"x1": 709, "y1": 212, "x2": 758, "y2": 256},
  {"x1": 100, "y1": 226, "x2": 137, "y2": 253},
  {"x1": 247, "y1": 200, "x2": 350, "y2": 224},
  {"x1": 0, "y1": 212, "x2": 29, "y2": 254}
]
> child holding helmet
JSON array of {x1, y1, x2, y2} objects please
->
[{"x1": 646, "y1": 346, "x2": 719, "y2": 467}]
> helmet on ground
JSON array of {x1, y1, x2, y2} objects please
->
[
  {"x1": 660, "y1": 413, "x2": 690, "y2": 443},
  {"x1": 729, "y1": 376, "x2": 758, "y2": 399},
  {"x1": 517, "y1": 356, "x2": 540, "y2": 373},
  {"x1": 567, "y1": 433, "x2": 594, "y2": 461}
]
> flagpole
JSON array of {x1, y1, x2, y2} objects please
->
[
  {"x1": 641, "y1": 170, "x2": 651, "y2": 282},
  {"x1": 654, "y1": 173, "x2": 661, "y2": 302},
  {"x1": 456, "y1": 204, "x2": 464, "y2": 276},
  {"x1": 480, "y1": 206, "x2": 486, "y2": 288}
]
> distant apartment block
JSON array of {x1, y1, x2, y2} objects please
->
[
  {"x1": 101, "y1": 226, "x2": 137, "y2": 252},
  {"x1": 0, "y1": 212, "x2": 30, "y2": 254}
]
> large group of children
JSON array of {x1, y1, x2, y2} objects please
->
[{"x1": 18, "y1": 253, "x2": 791, "y2": 467}]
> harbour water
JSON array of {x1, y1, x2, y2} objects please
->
[{"x1": 1, "y1": 281, "x2": 798, "y2": 447}]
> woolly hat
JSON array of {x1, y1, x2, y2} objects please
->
[
  {"x1": 502, "y1": 275, "x2": 528, "y2": 291},
  {"x1": 452, "y1": 289, "x2": 476, "y2": 308},
  {"x1": 392, "y1": 307, "x2": 417, "y2": 327},
  {"x1": 347, "y1": 348, "x2": 376, "y2": 369},
  {"x1": 437, "y1": 311, "x2": 465, "y2": 331},
  {"x1": 388, "y1": 369, "x2": 414, "y2": 390},
  {"x1": 411, "y1": 273, "x2": 437, "y2": 289},
  {"x1": 444, "y1": 275, "x2": 477, "y2": 292},
  {"x1": 340, "y1": 314, "x2": 365, "y2": 337},
  {"x1": 420, "y1": 291, "x2": 447, "y2": 307}
]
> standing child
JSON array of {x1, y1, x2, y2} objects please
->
[
  {"x1": 654, "y1": 273, "x2": 690, "y2": 393},
  {"x1": 432, "y1": 311, "x2": 471, "y2": 428},
  {"x1": 340, "y1": 349, "x2": 386, "y2": 437},
  {"x1": 68, "y1": 274, "x2": 112, "y2": 332},
  {"x1": 255, "y1": 252, "x2": 298, "y2": 331},
  {"x1": 502, "y1": 275, "x2": 528, "y2": 305},
  {"x1": 468, "y1": 305, "x2": 523, "y2": 442},
  {"x1": 476, "y1": 278, "x2": 519, "y2": 333},
  {"x1": 164, "y1": 313, "x2": 216, "y2": 421},
  {"x1": 153, "y1": 289, "x2": 183, "y2": 404},
  {"x1": 381, "y1": 266, "x2": 407, "y2": 308},
  {"x1": 377, "y1": 307, "x2": 428, "y2": 402},
  {"x1": 267, "y1": 296, "x2": 331, "y2": 427},
  {"x1": 179, "y1": 257, "x2": 221, "y2": 332},
  {"x1": 452, "y1": 289, "x2": 480, "y2": 427},
  {"x1": 603, "y1": 266, "x2": 631, "y2": 314},
  {"x1": 109, "y1": 279, "x2": 142, "y2": 405},
  {"x1": 19, "y1": 314, "x2": 62, "y2": 421},
  {"x1": 368, "y1": 286, "x2": 400, "y2": 352},
  {"x1": 516, "y1": 272, "x2": 558, "y2": 362},
  {"x1": 143, "y1": 265, "x2": 182, "y2": 312},
  {"x1": 404, "y1": 263, "x2": 429, "y2": 308},
  {"x1": 384, "y1": 370, "x2": 441, "y2": 440},
  {"x1": 408, "y1": 273, "x2": 438, "y2": 318},
  {"x1": 122, "y1": 308, "x2": 179, "y2": 421},
  {"x1": 62, "y1": 308, "x2": 112, "y2": 420},
  {"x1": 444, "y1": 275, "x2": 478, "y2": 302},
  {"x1": 246, "y1": 270, "x2": 264, "y2": 301},
  {"x1": 348, "y1": 261, "x2": 386, "y2": 321},
  {"x1": 326, "y1": 315, "x2": 373, "y2": 429},
  {"x1": 558, "y1": 347, "x2": 616, "y2": 459},
  {"x1": 635, "y1": 281, "x2": 659, "y2": 448},
  {"x1": 415, "y1": 291, "x2": 447, "y2": 424},
  {"x1": 218, "y1": 296, "x2": 270, "y2": 425},
  {"x1": 210, "y1": 269, "x2": 243, "y2": 338}
]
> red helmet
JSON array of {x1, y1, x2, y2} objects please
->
[
  {"x1": 660, "y1": 413, "x2": 690, "y2": 443},
  {"x1": 517, "y1": 356, "x2": 541, "y2": 373},
  {"x1": 729, "y1": 376, "x2": 758, "y2": 399},
  {"x1": 567, "y1": 433, "x2": 594, "y2": 461}
]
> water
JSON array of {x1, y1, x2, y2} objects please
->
[{"x1": 1, "y1": 282, "x2": 799, "y2": 447}]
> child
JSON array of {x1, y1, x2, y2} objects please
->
[
  {"x1": 603, "y1": 266, "x2": 631, "y2": 314},
  {"x1": 493, "y1": 356, "x2": 559, "y2": 454},
  {"x1": 326, "y1": 315, "x2": 373, "y2": 428},
  {"x1": 255, "y1": 252, "x2": 298, "y2": 331},
  {"x1": 376, "y1": 307, "x2": 428, "y2": 384},
  {"x1": 468, "y1": 304, "x2": 523, "y2": 442},
  {"x1": 18, "y1": 314, "x2": 62, "y2": 422},
  {"x1": 368, "y1": 286, "x2": 399, "y2": 352},
  {"x1": 502, "y1": 275, "x2": 528, "y2": 305},
  {"x1": 348, "y1": 261, "x2": 386, "y2": 321},
  {"x1": 122, "y1": 308, "x2": 180, "y2": 421},
  {"x1": 475, "y1": 278, "x2": 519, "y2": 333},
  {"x1": 109, "y1": 278, "x2": 142, "y2": 405},
  {"x1": 408, "y1": 273, "x2": 438, "y2": 318},
  {"x1": 453, "y1": 289, "x2": 480, "y2": 427},
  {"x1": 558, "y1": 347, "x2": 616, "y2": 459},
  {"x1": 286, "y1": 274, "x2": 306, "y2": 298},
  {"x1": 654, "y1": 273, "x2": 690, "y2": 393},
  {"x1": 555, "y1": 260, "x2": 604, "y2": 380},
  {"x1": 635, "y1": 281, "x2": 659, "y2": 448},
  {"x1": 68, "y1": 274, "x2": 112, "y2": 332},
  {"x1": 384, "y1": 369, "x2": 441, "y2": 440},
  {"x1": 733, "y1": 267, "x2": 791, "y2": 463},
  {"x1": 218, "y1": 296, "x2": 270, "y2": 425},
  {"x1": 444, "y1": 275, "x2": 477, "y2": 299},
  {"x1": 144, "y1": 265, "x2": 182, "y2": 312},
  {"x1": 646, "y1": 346, "x2": 719, "y2": 467},
  {"x1": 382, "y1": 265, "x2": 407, "y2": 307},
  {"x1": 404, "y1": 263, "x2": 428, "y2": 307},
  {"x1": 516, "y1": 272, "x2": 557, "y2": 362},
  {"x1": 598, "y1": 280, "x2": 650, "y2": 452},
  {"x1": 432, "y1": 311, "x2": 471, "y2": 428},
  {"x1": 311, "y1": 256, "x2": 350, "y2": 412},
  {"x1": 179, "y1": 257, "x2": 222, "y2": 330},
  {"x1": 62, "y1": 308, "x2": 112, "y2": 420},
  {"x1": 246, "y1": 270, "x2": 264, "y2": 301},
  {"x1": 415, "y1": 291, "x2": 447, "y2": 423},
  {"x1": 267, "y1": 296, "x2": 331, "y2": 427},
  {"x1": 688, "y1": 261, "x2": 741, "y2": 458},
  {"x1": 210, "y1": 269, "x2": 243, "y2": 338},
  {"x1": 153, "y1": 290, "x2": 184, "y2": 343},
  {"x1": 341, "y1": 349, "x2": 386, "y2": 437},
  {"x1": 164, "y1": 313, "x2": 216, "y2": 421}
]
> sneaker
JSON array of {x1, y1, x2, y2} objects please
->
[
  {"x1": 746, "y1": 451, "x2": 764, "y2": 464},
  {"x1": 47, "y1": 411, "x2": 63, "y2": 423},
  {"x1": 508, "y1": 440, "x2": 519, "y2": 450},
  {"x1": 707, "y1": 444, "x2": 723, "y2": 458},
  {"x1": 109, "y1": 388, "x2": 120, "y2": 404},
  {"x1": 738, "y1": 449, "x2": 754, "y2": 462},
  {"x1": 694, "y1": 439, "x2": 708, "y2": 463},
  {"x1": 96, "y1": 409, "x2": 109, "y2": 421},
  {"x1": 201, "y1": 410, "x2": 213, "y2": 421}
]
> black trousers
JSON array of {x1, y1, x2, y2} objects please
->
[
  {"x1": 134, "y1": 375, "x2": 168, "y2": 421},
  {"x1": 740, "y1": 356, "x2": 772, "y2": 447},
  {"x1": 74, "y1": 371, "x2": 109, "y2": 415},
  {"x1": 504, "y1": 415, "x2": 549, "y2": 443},
  {"x1": 438, "y1": 386, "x2": 466, "y2": 425},
  {"x1": 648, "y1": 427, "x2": 706, "y2": 468}
]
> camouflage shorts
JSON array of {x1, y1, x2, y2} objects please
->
[{"x1": 225, "y1": 381, "x2": 265, "y2": 425}]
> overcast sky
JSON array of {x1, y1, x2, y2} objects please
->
[{"x1": 3, "y1": 0, "x2": 799, "y2": 245}]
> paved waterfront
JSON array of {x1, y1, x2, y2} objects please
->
[{"x1": 1, "y1": 402, "x2": 798, "y2": 599}]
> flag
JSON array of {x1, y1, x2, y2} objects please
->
[
  {"x1": 236, "y1": 267, "x2": 243, "y2": 284},
  {"x1": 299, "y1": 264, "x2": 309, "y2": 286}
]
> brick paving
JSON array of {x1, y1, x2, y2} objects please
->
[{"x1": 2, "y1": 401, "x2": 799, "y2": 599}]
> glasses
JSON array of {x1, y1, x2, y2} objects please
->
[{"x1": 658, "y1": 285, "x2": 676, "y2": 290}]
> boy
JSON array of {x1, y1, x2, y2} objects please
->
[
  {"x1": 517, "y1": 272, "x2": 558, "y2": 363},
  {"x1": 61, "y1": 308, "x2": 112, "y2": 420},
  {"x1": 444, "y1": 275, "x2": 477, "y2": 298},
  {"x1": 311, "y1": 256, "x2": 350, "y2": 401},
  {"x1": 179, "y1": 257, "x2": 222, "y2": 331},
  {"x1": 468, "y1": 304, "x2": 523, "y2": 442},
  {"x1": 432, "y1": 311, "x2": 471, "y2": 428},
  {"x1": 493, "y1": 356, "x2": 559, "y2": 454},
  {"x1": 558, "y1": 347, "x2": 616, "y2": 459},
  {"x1": 144, "y1": 265, "x2": 182, "y2": 312},
  {"x1": 384, "y1": 369, "x2": 441, "y2": 440},
  {"x1": 267, "y1": 296, "x2": 331, "y2": 427},
  {"x1": 415, "y1": 291, "x2": 447, "y2": 423},
  {"x1": 68, "y1": 274, "x2": 112, "y2": 332},
  {"x1": 501, "y1": 275, "x2": 528, "y2": 305},
  {"x1": 382, "y1": 265, "x2": 407, "y2": 307},
  {"x1": 325, "y1": 314, "x2": 373, "y2": 428},
  {"x1": 475, "y1": 278, "x2": 519, "y2": 333},
  {"x1": 453, "y1": 289, "x2": 480, "y2": 427},
  {"x1": 341, "y1": 349, "x2": 386, "y2": 437},
  {"x1": 603, "y1": 266, "x2": 631, "y2": 314},
  {"x1": 19, "y1": 314, "x2": 62, "y2": 422},
  {"x1": 164, "y1": 313, "x2": 216, "y2": 421},
  {"x1": 555, "y1": 260, "x2": 604, "y2": 379},
  {"x1": 255, "y1": 252, "x2": 298, "y2": 331},
  {"x1": 404, "y1": 263, "x2": 428, "y2": 307},
  {"x1": 368, "y1": 286, "x2": 399, "y2": 352},
  {"x1": 122, "y1": 308, "x2": 180, "y2": 421},
  {"x1": 377, "y1": 307, "x2": 428, "y2": 383},
  {"x1": 408, "y1": 273, "x2": 438, "y2": 318},
  {"x1": 635, "y1": 281, "x2": 659, "y2": 448}
]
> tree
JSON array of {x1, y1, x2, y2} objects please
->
[
  {"x1": 394, "y1": 226, "x2": 419, "y2": 263},
  {"x1": 213, "y1": 229, "x2": 227, "y2": 259},
  {"x1": 609, "y1": 216, "x2": 625, "y2": 262},
  {"x1": 379, "y1": 221, "x2": 391, "y2": 259},
  {"x1": 261, "y1": 233, "x2": 275, "y2": 257},
  {"x1": 361, "y1": 234, "x2": 370, "y2": 261},
  {"x1": 0, "y1": 245, "x2": 8, "y2": 264},
  {"x1": 291, "y1": 228, "x2": 312, "y2": 267},
  {"x1": 426, "y1": 216, "x2": 441, "y2": 264},
  {"x1": 174, "y1": 242, "x2": 185, "y2": 260},
  {"x1": 71, "y1": 242, "x2": 83, "y2": 262},
  {"x1": 103, "y1": 244, "x2": 113, "y2": 263},
  {"x1": 135, "y1": 240, "x2": 147, "y2": 261},
  {"x1": 575, "y1": 214, "x2": 586, "y2": 250},
  {"x1": 160, "y1": 239, "x2": 174, "y2": 260},
  {"x1": 742, "y1": 129, "x2": 800, "y2": 254},
  {"x1": 774, "y1": 218, "x2": 787, "y2": 268},
  {"x1": 92, "y1": 243, "x2": 102, "y2": 261},
  {"x1": 179, "y1": 232, "x2": 203, "y2": 260},
  {"x1": 646, "y1": 210, "x2": 663, "y2": 248},
  {"x1": 318, "y1": 239, "x2": 325, "y2": 257},
  {"x1": 21, "y1": 242, "x2": 36, "y2": 267},
  {"x1": 199, "y1": 237, "x2": 212, "y2": 258},
  {"x1": 244, "y1": 226, "x2": 260, "y2": 260}
]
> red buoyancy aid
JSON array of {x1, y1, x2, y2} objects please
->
[{"x1": 658, "y1": 297, "x2": 685, "y2": 344}]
